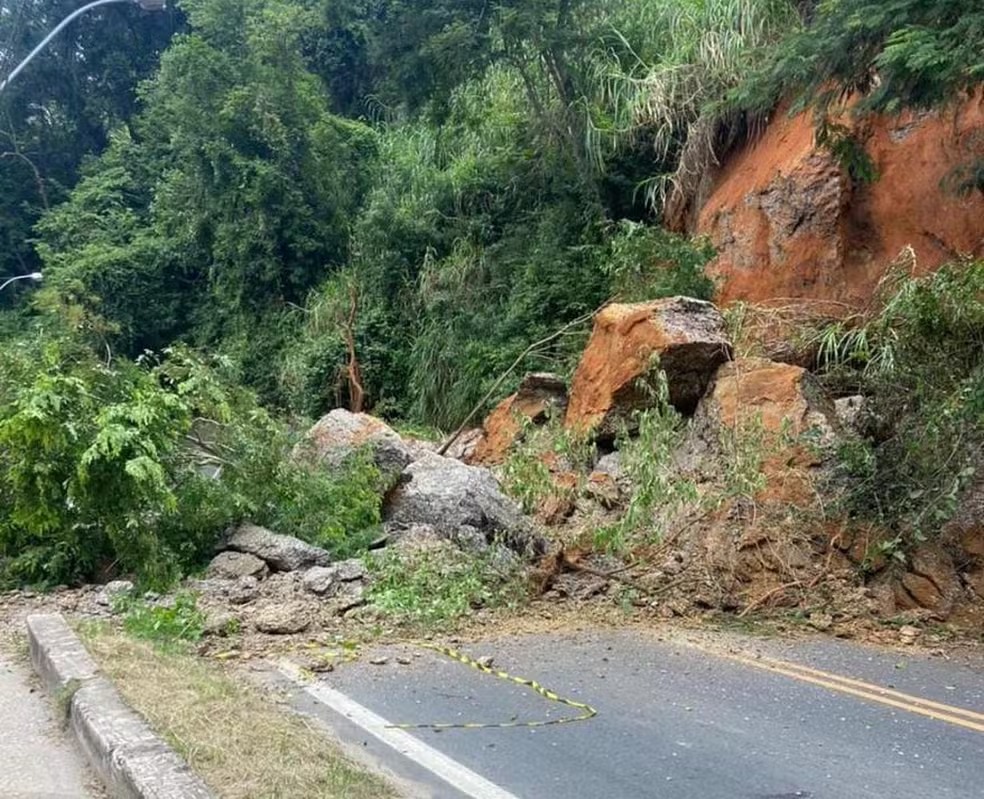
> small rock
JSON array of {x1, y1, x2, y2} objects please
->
[
  {"x1": 332, "y1": 559, "x2": 367, "y2": 582},
  {"x1": 207, "y1": 551, "x2": 270, "y2": 581},
  {"x1": 254, "y1": 603, "x2": 311, "y2": 635},
  {"x1": 396, "y1": 656, "x2": 412, "y2": 665},
  {"x1": 808, "y1": 612, "x2": 834, "y2": 631},
  {"x1": 898, "y1": 624, "x2": 921, "y2": 645},
  {"x1": 303, "y1": 566, "x2": 339, "y2": 596},
  {"x1": 203, "y1": 611, "x2": 238, "y2": 637},
  {"x1": 96, "y1": 580, "x2": 134, "y2": 607},
  {"x1": 476, "y1": 655, "x2": 495, "y2": 669},
  {"x1": 227, "y1": 576, "x2": 261, "y2": 605},
  {"x1": 369, "y1": 656, "x2": 389, "y2": 666},
  {"x1": 324, "y1": 582, "x2": 367, "y2": 616},
  {"x1": 584, "y1": 472, "x2": 620, "y2": 509}
]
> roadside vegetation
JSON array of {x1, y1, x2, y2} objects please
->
[
  {"x1": 0, "y1": 0, "x2": 981, "y2": 590},
  {"x1": 82, "y1": 627, "x2": 396, "y2": 798}
]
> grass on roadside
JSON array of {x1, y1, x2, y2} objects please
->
[{"x1": 80, "y1": 628, "x2": 396, "y2": 799}]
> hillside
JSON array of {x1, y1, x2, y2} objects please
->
[{"x1": 0, "y1": 0, "x2": 982, "y2": 635}]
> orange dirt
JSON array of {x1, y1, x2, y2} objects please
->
[{"x1": 698, "y1": 95, "x2": 984, "y2": 309}]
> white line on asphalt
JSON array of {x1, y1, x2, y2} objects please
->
[{"x1": 278, "y1": 662, "x2": 520, "y2": 799}]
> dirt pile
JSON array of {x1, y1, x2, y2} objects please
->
[{"x1": 473, "y1": 298, "x2": 984, "y2": 631}]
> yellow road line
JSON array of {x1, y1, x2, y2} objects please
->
[{"x1": 716, "y1": 650, "x2": 984, "y2": 735}]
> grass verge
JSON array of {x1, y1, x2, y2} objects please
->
[{"x1": 80, "y1": 627, "x2": 396, "y2": 799}]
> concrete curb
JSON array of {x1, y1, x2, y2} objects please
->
[{"x1": 26, "y1": 614, "x2": 214, "y2": 799}]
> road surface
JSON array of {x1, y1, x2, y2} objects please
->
[
  {"x1": 277, "y1": 628, "x2": 984, "y2": 799},
  {"x1": 0, "y1": 654, "x2": 99, "y2": 798}
]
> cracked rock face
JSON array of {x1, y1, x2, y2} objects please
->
[{"x1": 698, "y1": 99, "x2": 984, "y2": 309}]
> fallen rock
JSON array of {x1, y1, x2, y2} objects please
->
[
  {"x1": 295, "y1": 409, "x2": 413, "y2": 482},
  {"x1": 565, "y1": 298, "x2": 731, "y2": 438},
  {"x1": 901, "y1": 544, "x2": 962, "y2": 616},
  {"x1": 470, "y1": 373, "x2": 568, "y2": 464},
  {"x1": 536, "y1": 494, "x2": 576, "y2": 526},
  {"x1": 324, "y1": 582, "x2": 366, "y2": 616},
  {"x1": 385, "y1": 453, "x2": 539, "y2": 554},
  {"x1": 584, "y1": 472, "x2": 620, "y2": 509},
  {"x1": 685, "y1": 357, "x2": 838, "y2": 507},
  {"x1": 223, "y1": 523, "x2": 330, "y2": 572},
  {"x1": 834, "y1": 395, "x2": 866, "y2": 431},
  {"x1": 254, "y1": 603, "x2": 311, "y2": 635},
  {"x1": 303, "y1": 566, "x2": 339, "y2": 596},
  {"x1": 331, "y1": 558, "x2": 367, "y2": 582},
  {"x1": 593, "y1": 452, "x2": 623, "y2": 480},
  {"x1": 206, "y1": 551, "x2": 269, "y2": 581},
  {"x1": 203, "y1": 611, "x2": 238, "y2": 637},
  {"x1": 442, "y1": 428, "x2": 484, "y2": 461},
  {"x1": 96, "y1": 580, "x2": 134, "y2": 608},
  {"x1": 227, "y1": 576, "x2": 261, "y2": 605},
  {"x1": 383, "y1": 522, "x2": 445, "y2": 552},
  {"x1": 302, "y1": 560, "x2": 366, "y2": 596},
  {"x1": 898, "y1": 624, "x2": 922, "y2": 645}
]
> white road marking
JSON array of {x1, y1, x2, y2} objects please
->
[{"x1": 278, "y1": 662, "x2": 520, "y2": 799}]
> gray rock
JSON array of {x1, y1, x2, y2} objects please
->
[
  {"x1": 324, "y1": 582, "x2": 366, "y2": 616},
  {"x1": 303, "y1": 559, "x2": 366, "y2": 596},
  {"x1": 384, "y1": 453, "x2": 540, "y2": 554},
  {"x1": 223, "y1": 523, "x2": 330, "y2": 572},
  {"x1": 835, "y1": 395, "x2": 866, "y2": 430},
  {"x1": 384, "y1": 522, "x2": 444, "y2": 551},
  {"x1": 253, "y1": 603, "x2": 311, "y2": 635},
  {"x1": 295, "y1": 409, "x2": 414, "y2": 482},
  {"x1": 302, "y1": 566, "x2": 338, "y2": 596},
  {"x1": 593, "y1": 452, "x2": 623, "y2": 480},
  {"x1": 206, "y1": 551, "x2": 269, "y2": 581},
  {"x1": 95, "y1": 580, "x2": 134, "y2": 608},
  {"x1": 227, "y1": 576, "x2": 261, "y2": 605}
]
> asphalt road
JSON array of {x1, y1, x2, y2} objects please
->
[
  {"x1": 0, "y1": 655, "x2": 98, "y2": 798},
  {"x1": 280, "y1": 629, "x2": 984, "y2": 799}
]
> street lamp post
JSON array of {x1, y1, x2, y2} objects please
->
[
  {"x1": 0, "y1": 0, "x2": 168, "y2": 95},
  {"x1": 0, "y1": 273, "x2": 44, "y2": 292}
]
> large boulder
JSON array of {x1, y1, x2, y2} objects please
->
[
  {"x1": 470, "y1": 373, "x2": 568, "y2": 465},
  {"x1": 222, "y1": 523, "x2": 330, "y2": 572},
  {"x1": 206, "y1": 551, "x2": 269, "y2": 581},
  {"x1": 384, "y1": 453, "x2": 538, "y2": 554},
  {"x1": 685, "y1": 357, "x2": 838, "y2": 506},
  {"x1": 295, "y1": 409, "x2": 413, "y2": 481},
  {"x1": 565, "y1": 298, "x2": 731, "y2": 438}
]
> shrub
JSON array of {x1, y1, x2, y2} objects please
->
[
  {"x1": 0, "y1": 338, "x2": 382, "y2": 589},
  {"x1": 366, "y1": 544, "x2": 526, "y2": 626},
  {"x1": 819, "y1": 260, "x2": 984, "y2": 546}
]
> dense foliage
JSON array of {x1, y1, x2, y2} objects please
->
[
  {"x1": 820, "y1": 261, "x2": 984, "y2": 548},
  {"x1": 0, "y1": 331, "x2": 381, "y2": 588}
]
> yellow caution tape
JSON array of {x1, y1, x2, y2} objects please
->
[{"x1": 387, "y1": 644, "x2": 598, "y2": 730}]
